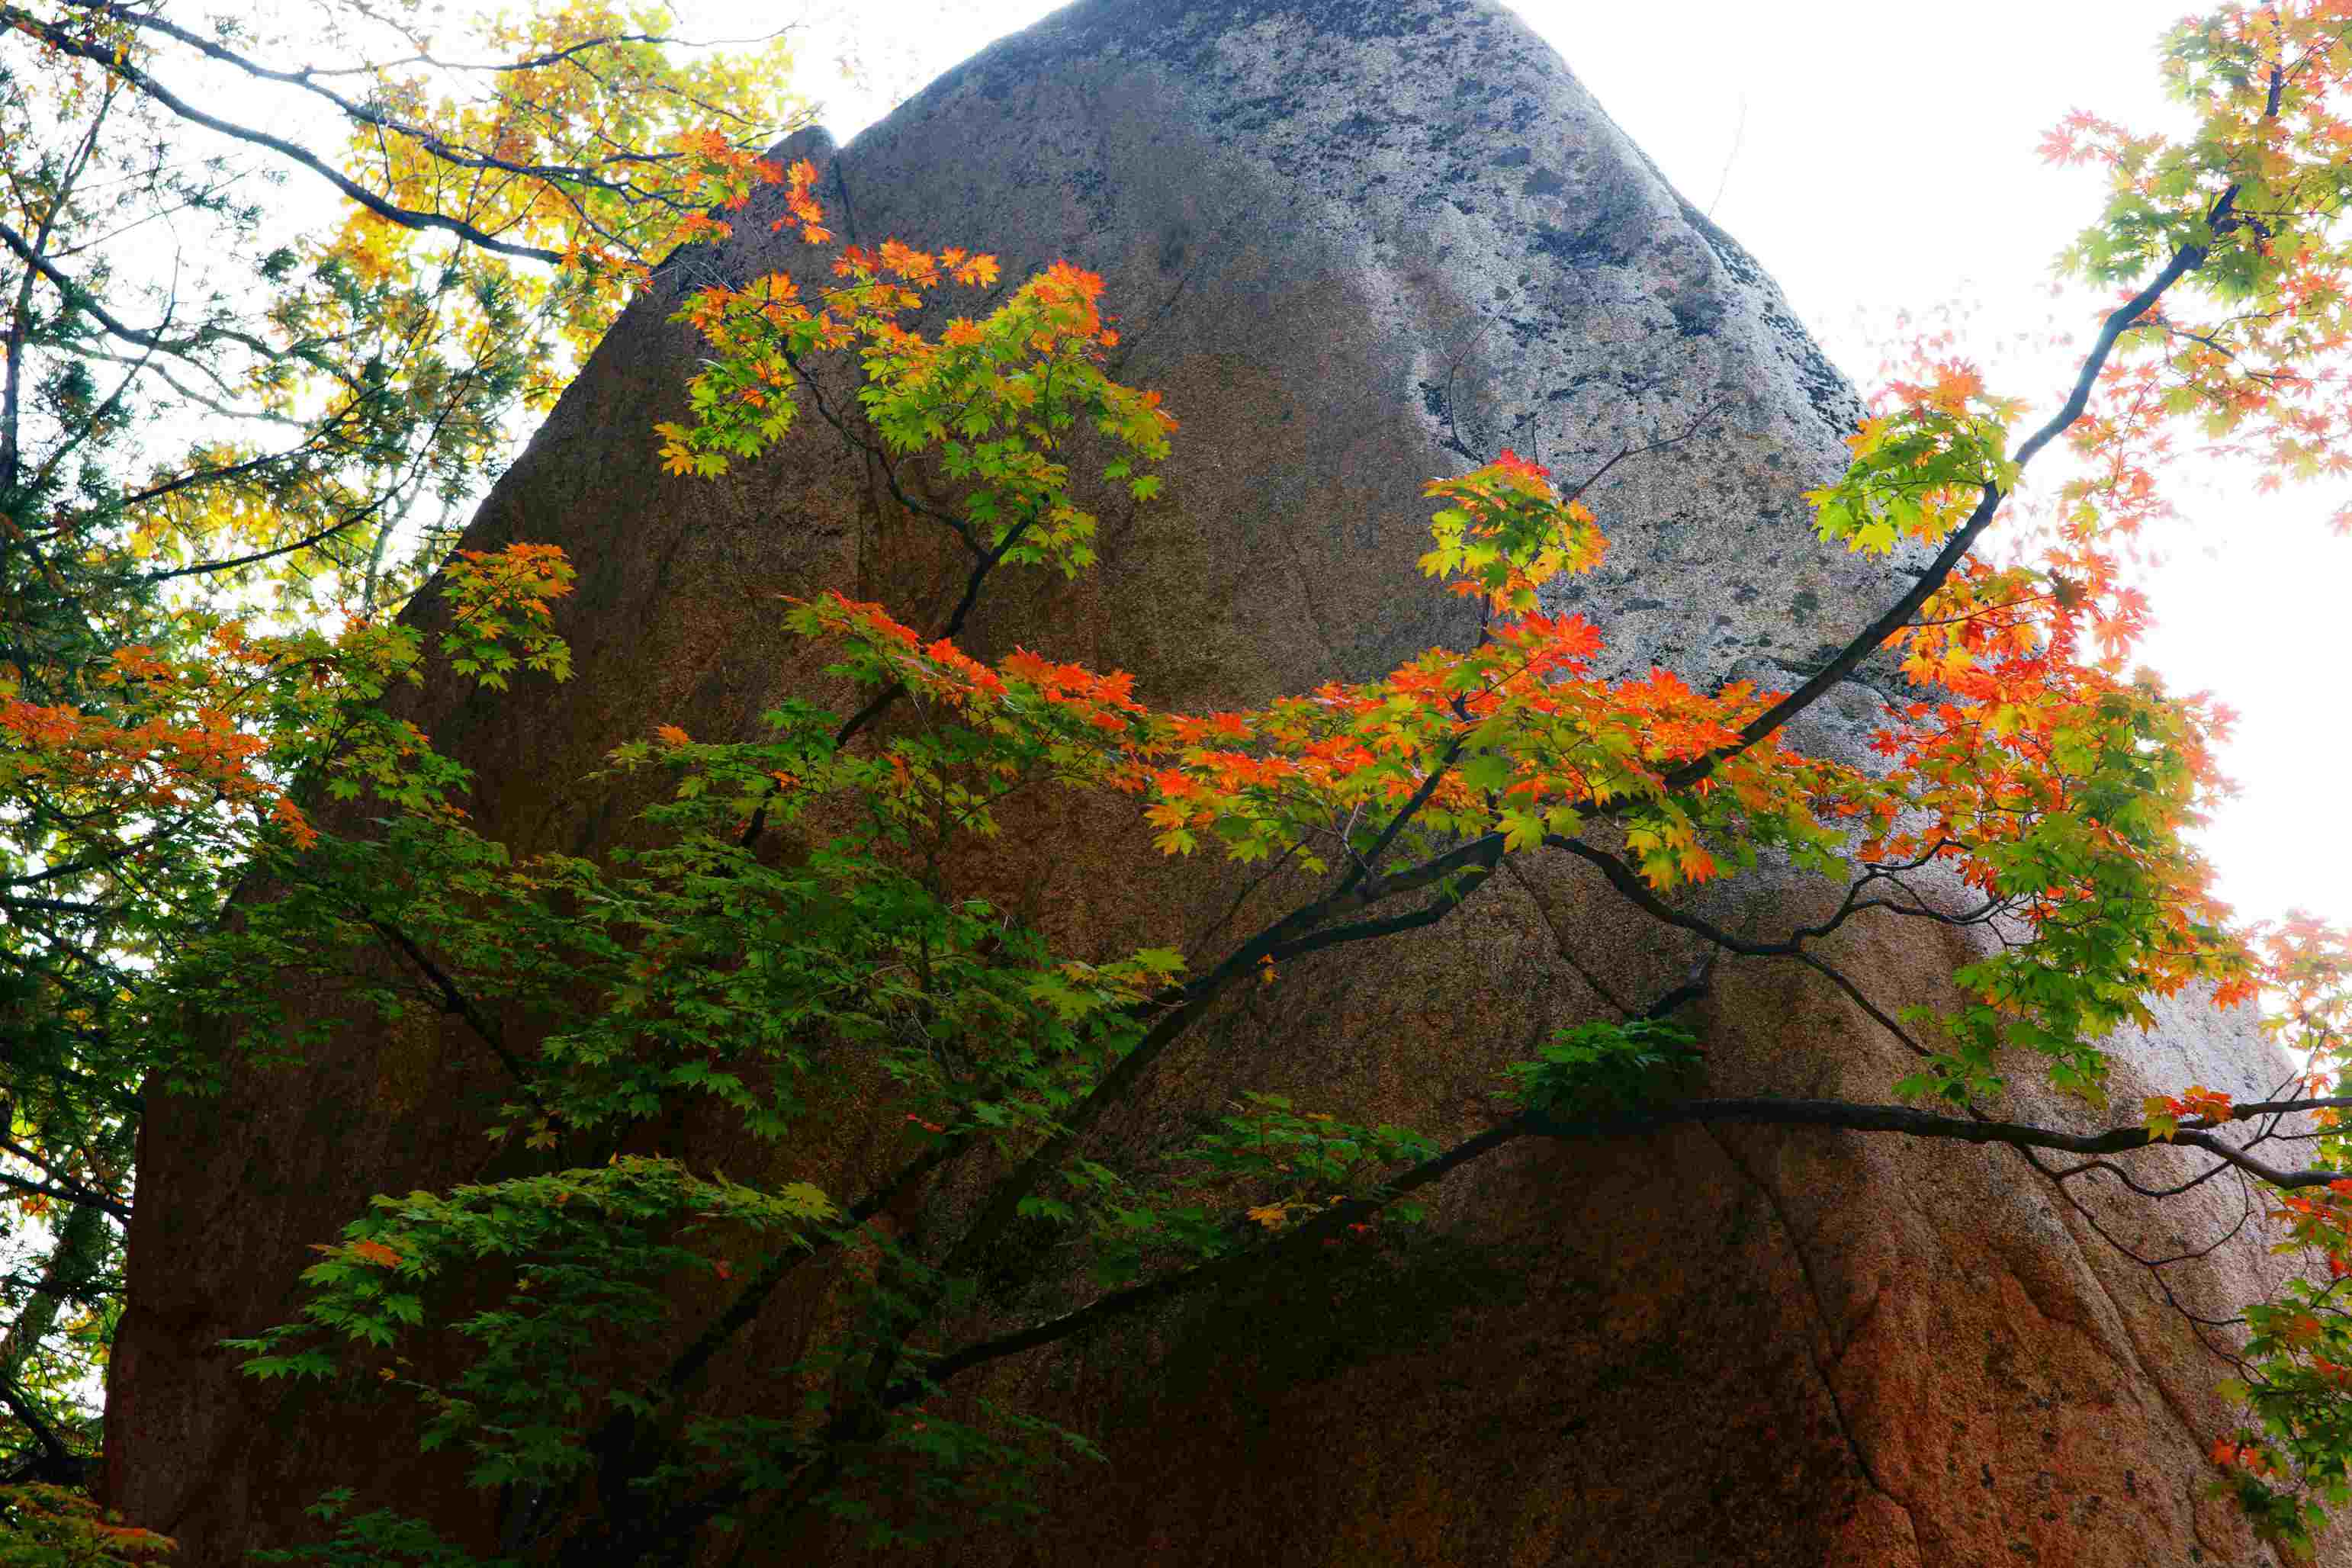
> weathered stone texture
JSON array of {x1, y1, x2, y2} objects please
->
[{"x1": 107, "y1": 2, "x2": 2331, "y2": 1564}]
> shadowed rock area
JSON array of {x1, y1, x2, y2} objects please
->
[{"x1": 106, "y1": 2, "x2": 2333, "y2": 1563}]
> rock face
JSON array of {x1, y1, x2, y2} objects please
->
[{"x1": 105, "y1": 2, "x2": 2327, "y2": 1564}]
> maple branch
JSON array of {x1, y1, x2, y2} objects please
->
[
  {"x1": 1335, "y1": 732, "x2": 1465, "y2": 895},
  {"x1": 1663, "y1": 189, "x2": 2245, "y2": 793},
  {"x1": 2010, "y1": 1142, "x2": 2259, "y2": 1338},
  {"x1": 737, "y1": 361, "x2": 1068, "y2": 846},
  {"x1": 1547, "y1": 834, "x2": 1998, "y2": 1059},
  {"x1": 1546, "y1": 834, "x2": 1794, "y2": 958},
  {"x1": 1524, "y1": 1097, "x2": 2350, "y2": 1187},
  {"x1": 941, "y1": 831, "x2": 1503, "y2": 1282},
  {"x1": 363, "y1": 917, "x2": 548, "y2": 1113},
  {"x1": 2051, "y1": 1140, "x2": 2243, "y2": 1202},
  {"x1": 1187, "y1": 838, "x2": 1310, "y2": 953},
  {"x1": 904, "y1": 1123, "x2": 1524, "y2": 1398},
  {"x1": 1554, "y1": 396, "x2": 1736, "y2": 513},
  {"x1": 1259, "y1": 863, "x2": 1501, "y2": 966},
  {"x1": 768, "y1": 339, "x2": 977, "y2": 552},
  {"x1": 650, "y1": 1140, "x2": 961, "y2": 1409},
  {"x1": 552, "y1": 1137, "x2": 974, "y2": 1557},
  {"x1": 741, "y1": 509, "x2": 1027, "y2": 841},
  {"x1": 1798, "y1": 950, "x2": 1932, "y2": 1056}
]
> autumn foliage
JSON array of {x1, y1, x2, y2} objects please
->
[{"x1": 21, "y1": 0, "x2": 2352, "y2": 1561}]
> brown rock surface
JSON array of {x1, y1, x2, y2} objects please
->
[{"x1": 104, "y1": 2, "x2": 2333, "y2": 1563}]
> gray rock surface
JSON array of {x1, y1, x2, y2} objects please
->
[
  {"x1": 724, "y1": 0, "x2": 1888, "y2": 696},
  {"x1": 106, "y1": 2, "x2": 2331, "y2": 1564}
]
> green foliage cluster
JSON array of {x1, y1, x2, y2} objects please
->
[
  {"x1": 0, "y1": 1486, "x2": 169, "y2": 1567},
  {"x1": 1505, "y1": 1020, "x2": 1705, "y2": 1122}
]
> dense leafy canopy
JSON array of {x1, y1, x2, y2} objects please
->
[{"x1": 0, "y1": 0, "x2": 805, "y2": 1515}]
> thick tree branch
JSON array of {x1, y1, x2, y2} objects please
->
[
  {"x1": 0, "y1": 1162, "x2": 128, "y2": 1223},
  {"x1": 2, "y1": 10, "x2": 567, "y2": 264},
  {"x1": 137, "y1": 505, "x2": 384, "y2": 583},
  {"x1": 1525, "y1": 1095, "x2": 2351, "y2": 1187},
  {"x1": 0, "y1": 212, "x2": 278, "y2": 361},
  {"x1": 47, "y1": 1, "x2": 776, "y2": 199},
  {"x1": 909, "y1": 1087, "x2": 2352, "y2": 1398}
]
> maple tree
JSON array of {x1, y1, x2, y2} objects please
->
[{"x1": 20, "y1": 0, "x2": 2352, "y2": 1562}]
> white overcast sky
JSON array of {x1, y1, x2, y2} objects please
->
[{"x1": 779, "y1": 0, "x2": 2332, "y2": 933}]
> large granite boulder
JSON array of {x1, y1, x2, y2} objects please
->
[{"x1": 105, "y1": 2, "x2": 2326, "y2": 1563}]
